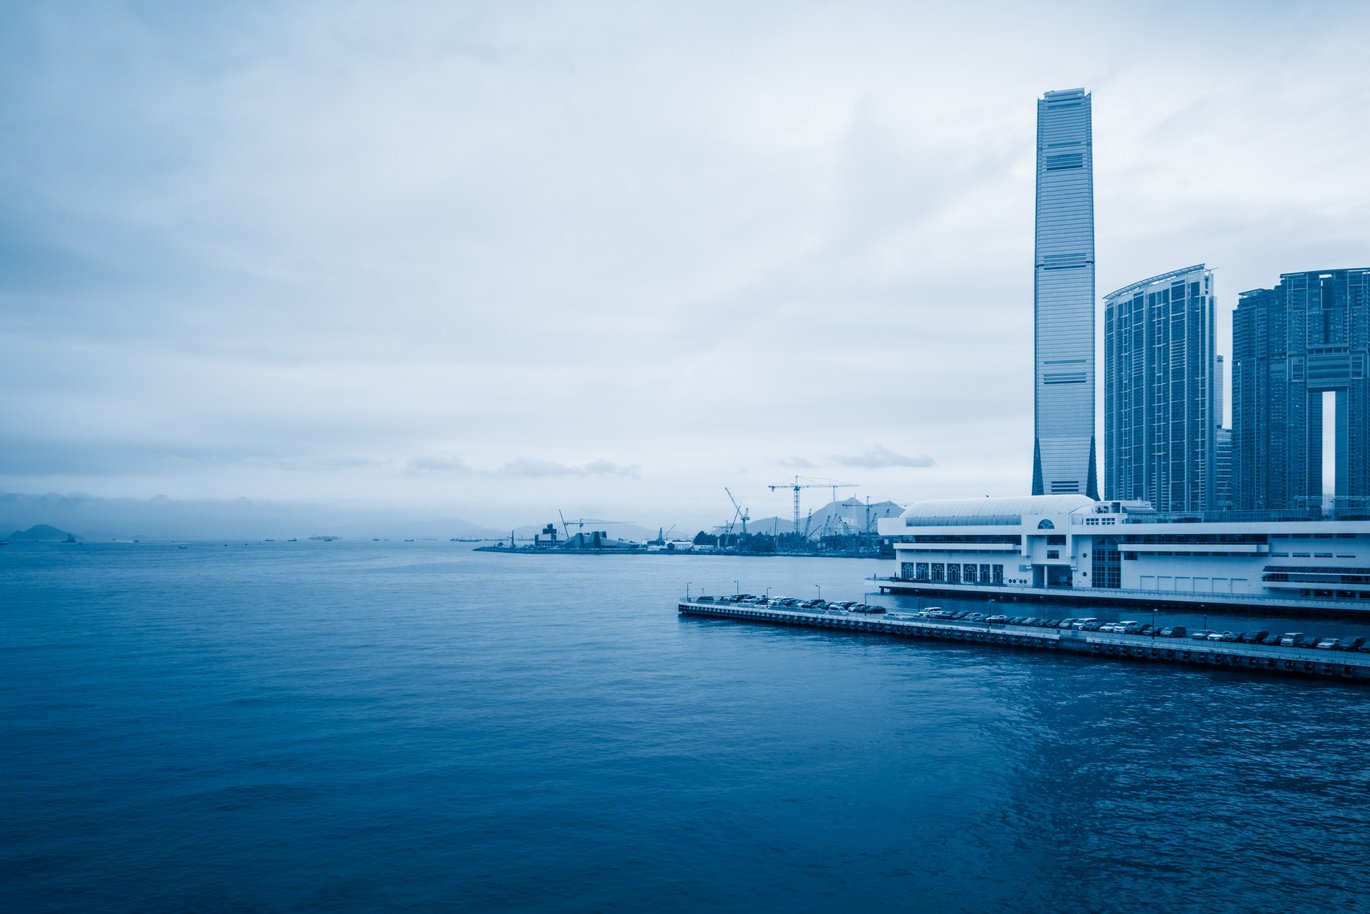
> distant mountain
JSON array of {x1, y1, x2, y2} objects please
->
[
  {"x1": 7, "y1": 524, "x2": 79, "y2": 542},
  {"x1": 713, "y1": 498, "x2": 903, "y2": 538}
]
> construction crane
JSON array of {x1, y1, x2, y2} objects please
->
[
  {"x1": 724, "y1": 487, "x2": 750, "y2": 536},
  {"x1": 558, "y1": 511, "x2": 634, "y2": 536},
  {"x1": 768, "y1": 476, "x2": 857, "y2": 537}
]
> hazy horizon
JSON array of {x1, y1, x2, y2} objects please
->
[{"x1": 5, "y1": 1, "x2": 1368, "y2": 535}]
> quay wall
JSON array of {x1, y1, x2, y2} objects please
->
[{"x1": 678, "y1": 601, "x2": 1370, "y2": 682}]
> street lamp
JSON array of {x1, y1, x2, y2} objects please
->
[
  {"x1": 734, "y1": 580, "x2": 740, "y2": 595},
  {"x1": 814, "y1": 584, "x2": 822, "y2": 600},
  {"x1": 1151, "y1": 607, "x2": 1157, "y2": 637},
  {"x1": 765, "y1": 586, "x2": 771, "y2": 599},
  {"x1": 686, "y1": 581, "x2": 692, "y2": 600}
]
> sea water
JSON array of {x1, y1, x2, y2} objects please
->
[{"x1": 3, "y1": 542, "x2": 1368, "y2": 912}]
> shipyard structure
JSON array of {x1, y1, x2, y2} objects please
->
[{"x1": 876, "y1": 495, "x2": 1370, "y2": 614}]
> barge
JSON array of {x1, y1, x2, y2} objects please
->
[{"x1": 678, "y1": 598, "x2": 1370, "y2": 682}]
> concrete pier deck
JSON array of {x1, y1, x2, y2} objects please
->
[{"x1": 678, "y1": 600, "x2": 1370, "y2": 682}]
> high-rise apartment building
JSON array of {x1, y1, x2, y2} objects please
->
[
  {"x1": 1032, "y1": 88, "x2": 1098, "y2": 498},
  {"x1": 1232, "y1": 268, "x2": 1370, "y2": 512},
  {"x1": 1103, "y1": 265, "x2": 1216, "y2": 512}
]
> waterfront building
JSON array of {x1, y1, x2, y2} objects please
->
[
  {"x1": 876, "y1": 495, "x2": 1370, "y2": 612},
  {"x1": 1232, "y1": 269, "x2": 1370, "y2": 512},
  {"x1": 1103, "y1": 265, "x2": 1217, "y2": 512},
  {"x1": 1032, "y1": 88, "x2": 1098, "y2": 499}
]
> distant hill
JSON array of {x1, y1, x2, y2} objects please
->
[
  {"x1": 714, "y1": 498, "x2": 904, "y2": 538},
  {"x1": 7, "y1": 524, "x2": 79, "y2": 542}
]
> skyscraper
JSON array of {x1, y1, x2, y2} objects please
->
[
  {"x1": 1232, "y1": 268, "x2": 1370, "y2": 512},
  {"x1": 1103, "y1": 265, "x2": 1216, "y2": 512},
  {"x1": 1032, "y1": 88, "x2": 1097, "y2": 498}
]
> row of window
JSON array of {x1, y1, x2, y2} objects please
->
[{"x1": 900, "y1": 562, "x2": 1006, "y2": 585}]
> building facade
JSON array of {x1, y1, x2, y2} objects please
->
[
  {"x1": 1233, "y1": 269, "x2": 1370, "y2": 512},
  {"x1": 1103, "y1": 265, "x2": 1216, "y2": 512},
  {"x1": 1032, "y1": 88, "x2": 1098, "y2": 499},
  {"x1": 876, "y1": 495, "x2": 1370, "y2": 611}
]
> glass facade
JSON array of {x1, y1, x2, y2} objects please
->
[
  {"x1": 1103, "y1": 265, "x2": 1216, "y2": 512},
  {"x1": 1032, "y1": 88, "x2": 1098, "y2": 499},
  {"x1": 1233, "y1": 269, "x2": 1370, "y2": 512}
]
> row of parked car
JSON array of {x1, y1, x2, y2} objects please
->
[
  {"x1": 691, "y1": 596, "x2": 1370, "y2": 654},
  {"x1": 916, "y1": 610, "x2": 1370, "y2": 653},
  {"x1": 693, "y1": 594, "x2": 889, "y2": 614}
]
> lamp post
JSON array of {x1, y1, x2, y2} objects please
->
[
  {"x1": 734, "y1": 580, "x2": 740, "y2": 595},
  {"x1": 765, "y1": 586, "x2": 771, "y2": 600},
  {"x1": 686, "y1": 582, "x2": 692, "y2": 600},
  {"x1": 814, "y1": 584, "x2": 822, "y2": 600},
  {"x1": 1151, "y1": 607, "x2": 1157, "y2": 637}
]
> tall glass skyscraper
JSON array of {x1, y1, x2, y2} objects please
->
[
  {"x1": 1032, "y1": 88, "x2": 1098, "y2": 498},
  {"x1": 1103, "y1": 265, "x2": 1216, "y2": 512},
  {"x1": 1233, "y1": 268, "x2": 1370, "y2": 513}
]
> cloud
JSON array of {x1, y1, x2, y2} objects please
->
[
  {"x1": 831, "y1": 445, "x2": 935, "y2": 469},
  {"x1": 406, "y1": 456, "x2": 472, "y2": 474},
  {"x1": 495, "y1": 458, "x2": 641, "y2": 478},
  {"x1": 774, "y1": 456, "x2": 813, "y2": 468}
]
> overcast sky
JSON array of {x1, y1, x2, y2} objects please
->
[{"x1": 3, "y1": 0, "x2": 1368, "y2": 534}]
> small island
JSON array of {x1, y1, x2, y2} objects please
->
[{"x1": 6, "y1": 524, "x2": 80, "y2": 543}]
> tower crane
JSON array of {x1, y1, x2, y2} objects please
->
[
  {"x1": 768, "y1": 476, "x2": 857, "y2": 538},
  {"x1": 558, "y1": 512, "x2": 634, "y2": 536},
  {"x1": 724, "y1": 487, "x2": 750, "y2": 536}
]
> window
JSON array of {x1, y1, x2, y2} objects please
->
[
  {"x1": 1047, "y1": 550, "x2": 1060, "y2": 560},
  {"x1": 963, "y1": 564, "x2": 977, "y2": 583}
]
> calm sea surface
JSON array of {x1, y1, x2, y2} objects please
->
[{"x1": 3, "y1": 542, "x2": 1369, "y2": 913}]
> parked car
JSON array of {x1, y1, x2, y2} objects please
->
[
  {"x1": 1315, "y1": 637, "x2": 1340, "y2": 650},
  {"x1": 1279, "y1": 633, "x2": 1306, "y2": 647}
]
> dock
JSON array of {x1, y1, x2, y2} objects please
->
[{"x1": 677, "y1": 600, "x2": 1370, "y2": 682}]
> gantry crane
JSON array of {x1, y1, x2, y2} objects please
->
[{"x1": 768, "y1": 476, "x2": 857, "y2": 538}]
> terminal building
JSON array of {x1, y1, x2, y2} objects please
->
[{"x1": 876, "y1": 495, "x2": 1370, "y2": 613}]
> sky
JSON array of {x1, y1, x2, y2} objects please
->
[{"x1": 3, "y1": 0, "x2": 1368, "y2": 536}]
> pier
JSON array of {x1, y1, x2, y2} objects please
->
[{"x1": 678, "y1": 600, "x2": 1370, "y2": 682}]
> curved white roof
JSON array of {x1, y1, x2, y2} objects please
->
[{"x1": 901, "y1": 495, "x2": 1095, "y2": 521}]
